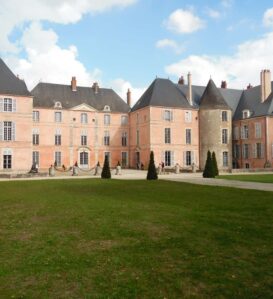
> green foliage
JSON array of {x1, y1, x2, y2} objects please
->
[
  {"x1": 212, "y1": 151, "x2": 219, "y2": 176},
  {"x1": 203, "y1": 150, "x2": 215, "y2": 178},
  {"x1": 101, "y1": 155, "x2": 111, "y2": 179},
  {"x1": 147, "y1": 151, "x2": 158, "y2": 180}
]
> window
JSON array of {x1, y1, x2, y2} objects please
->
[
  {"x1": 164, "y1": 110, "x2": 173, "y2": 121},
  {"x1": 222, "y1": 111, "x2": 228, "y2": 121},
  {"x1": 255, "y1": 123, "x2": 262, "y2": 138},
  {"x1": 136, "y1": 130, "x2": 140, "y2": 146},
  {"x1": 104, "y1": 152, "x2": 111, "y2": 165},
  {"x1": 122, "y1": 132, "x2": 127, "y2": 147},
  {"x1": 3, "y1": 154, "x2": 12, "y2": 169},
  {"x1": 32, "y1": 151, "x2": 39, "y2": 166},
  {"x1": 185, "y1": 111, "x2": 192, "y2": 123},
  {"x1": 242, "y1": 144, "x2": 249, "y2": 159},
  {"x1": 121, "y1": 115, "x2": 128, "y2": 125},
  {"x1": 54, "y1": 101, "x2": 62, "y2": 109},
  {"x1": 242, "y1": 110, "x2": 250, "y2": 119},
  {"x1": 121, "y1": 152, "x2": 128, "y2": 167},
  {"x1": 255, "y1": 143, "x2": 264, "y2": 159},
  {"x1": 165, "y1": 128, "x2": 171, "y2": 144},
  {"x1": 104, "y1": 131, "x2": 110, "y2": 146},
  {"x1": 186, "y1": 151, "x2": 192, "y2": 166},
  {"x1": 223, "y1": 152, "x2": 228, "y2": 167},
  {"x1": 103, "y1": 105, "x2": 110, "y2": 112},
  {"x1": 233, "y1": 144, "x2": 240, "y2": 159},
  {"x1": 80, "y1": 152, "x2": 88, "y2": 166},
  {"x1": 136, "y1": 113, "x2": 139, "y2": 124},
  {"x1": 186, "y1": 129, "x2": 191, "y2": 145},
  {"x1": 55, "y1": 112, "x2": 62, "y2": 122},
  {"x1": 4, "y1": 98, "x2": 13, "y2": 112},
  {"x1": 233, "y1": 127, "x2": 239, "y2": 140},
  {"x1": 33, "y1": 111, "x2": 40, "y2": 122},
  {"x1": 81, "y1": 113, "x2": 88, "y2": 124},
  {"x1": 165, "y1": 151, "x2": 171, "y2": 166},
  {"x1": 241, "y1": 125, "x2": 249, "y2": 139},
  {"x1": 33, "y1": 129, "x2": 39, "y2": 145},
  {"x1": 3, "y1": 121, "x2": 13, "y2": 141},
  {"x1": 55, "y1": 129, "x2": 61, "y2": 145},
  {"x1": 81, "y1": 135, "x2": 87, "y2": 146},
  {"x1": 104, "y1": 114, "x2": 110, "y2": 125},
  {"x1": 222, "y1": 129, "x2": 228, "y2": 144},
  {"x1": 55, "y1": 152, "x2": 61, "y2": 167}
]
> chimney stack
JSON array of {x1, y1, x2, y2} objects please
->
[
  {"x1": 187, "y1": 72, "x2": 192, "y2": 105},
  {"x1": 127, "y1": 89, "x2": 131, "y2": 107},
  {"x1": 247, "y1": 83, "x2": 253, "y2": 90},
  {"x1": 221, "y1": 81, "x2": 227, "y2": 89},
  {"x1": 260, "y1": 69, "x2": 271, "y2": 102},
  {"x1": 178, "y1": 75, "x2": 185, "y2": 85},
  {"x1": 92, "y1": 82, "x2": 99, "y2": 94},
  {"x1": 71, "y1": 76, "x2": 77, "y2": 91}
]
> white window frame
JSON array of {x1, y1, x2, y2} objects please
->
[
  {"x1": 222, "y1": 129, "x2": 228, "y2": 144},
  {"x1": 164, "y1": 110, "x2": 173, "y2": 122},
  {"x1": 55, "y1": 111, "x2": 62, "y2": 123},
  {"x1": 185, "y1": 111, "x2": 192, "y2": 123},
  {"x1": 255, "y1": 123, "x2": 262, "y2": 139},
  {"x1": 223, "y1": 151, "x2": 228, "y2": 167},
  {"x1": 186, "y1": 128, "x2": 191, "y2": 145},
  {"x1": 104, "y1": 114, "x2": 111, "y2": 125},
  {"x1": 121, "y1": 115, "x2": 128, "y2": 125},
  {"x1": 165, "y1": 128, "x2": 171, "y2": 144},
  {"x1": 33, "y1": 111, "x2": 40, "y2": 122},
  {"x1": 55, "y1": 151, "x2": 62, "y2": 167}
]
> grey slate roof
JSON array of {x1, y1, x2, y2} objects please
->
[
  {"x1": 0, "y1": 58, "x2": 31, "y2": 96},
  {"x1": 131, "y1": 78, "x2": 191, "y2": 112},
  {"x1": 31, "y1": 82, "x2": 130, "y2": 113},
  {"x1": 199, "y1": 79, "x2": 230, "y2": 110}
]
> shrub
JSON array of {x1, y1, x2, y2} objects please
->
[
  {"x1": 101, "y1": 155, "x2": 111, "y2": 179},
  {"x1": 212, "y1": 151, "x2": 219, "y2": 176},
  {"x1": 203, "y1": 150, "x2": 215, "y2": 178},
  {"x1": 147, "y1": 151, "x2": 158, "y2": 180}
]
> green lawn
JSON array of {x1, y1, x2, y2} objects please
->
[
  {"x1": 0, "y1": 179, "x2": 273, "y2": 299},
  {"x1": 220, "y1": 174, "x2": 273, "y2": 184}
]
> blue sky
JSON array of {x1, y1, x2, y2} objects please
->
[{"x1": 1, "y1": 0, "x2": 273, "y2": 103}]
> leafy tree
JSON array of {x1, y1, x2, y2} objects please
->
[
  {"x1": 212, "y1": 151, "x2": 219, "y2": 176},
  {"x1": 101, "y1": 155, "x2": 111, "y2": 179},
  {"x1": 147, "y1": 151, "x2": 158, "y2": 180},
  {"x1": 203, "y1": 150, "x2": 215, "y2": 178}
]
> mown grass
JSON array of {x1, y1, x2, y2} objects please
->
[
  {"x1": 0, "y1": 179, "x2": 273, "y2": 299},
  {"x1": 220, "y1": 174, "x2": 273, "y2": 184}
]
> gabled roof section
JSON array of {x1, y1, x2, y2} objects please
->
[
  {"x1": 31, "y1": 82, "x2": 130, "y2": 113},
  {"x1": 131, "y1": 78, "x2": 191, "y2": 112},
  {"x1": 0, "y1": 58, "x2": 31, "y2": 96},
  {"x1": 199, "y1": 79, "x2": 231, "y2": 110}
]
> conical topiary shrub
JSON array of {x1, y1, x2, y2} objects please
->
[
  {"x1": 147, "y1": 151, "x2": 158, "y2": 180},
  {"x1": 203, "y1": 150, "x2": 215, "y2": 178},
  {"x1": 212, "y1": 151, "x2": 219, "y2": 177},
  {"x1": 101, "y1": 155, "x2": 111, "y2": 179}
]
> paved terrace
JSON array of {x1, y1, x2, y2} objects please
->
[{"x1": 0, "y1": 169, "x2": 273, "y2": 192}]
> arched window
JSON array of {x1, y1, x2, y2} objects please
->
[{"x1": 103, "y1": 105, "x2": 111, "y2": 112}]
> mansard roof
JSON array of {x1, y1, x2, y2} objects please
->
[
  {"x1": 131, "y1": 78, "x2": 191, "y2": 112},
  {"x1": 31, "y1": 82, "x2": 130, "y2": 113},
  {"x1": 0, "y1": 58, "x2": 31, "y2": 97},
  {"x1": 199, "y1": 79, "x2": 231, "y2": 110}
]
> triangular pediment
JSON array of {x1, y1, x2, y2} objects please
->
[{"x1": 70, "y1": 103, "x2": 97, "y2": 112}]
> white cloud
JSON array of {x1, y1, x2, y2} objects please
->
[
  {"x1": 109, "y1": 78, "x2": 146, "y2": 105},
  {"x1": 264, "y1": 7, "x2": 273, "y2": 27},
  {"x1": 165, "y1": 31, "x2": 273, "y2": 89},
  {"x1": 221, "y1": 0, "x2": 233, "y2": 8},
  {"x1": 156, "y1": 39, "x2": 185, "y2": 54},
  {"x1": 0, "y1": 0, "x2": 137, "y2": 52},
  {"x1": 164, "y1": 9, "x2": 205, "y2": 34},
  {"x1": 205, "y1": 8, "x2": 221, "y2": 19}
]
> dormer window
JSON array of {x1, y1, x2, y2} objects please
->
[
  {"x1": 242, "y1": 110, "x2": 250, "y2": 119},
  {"x1": 54, "y1": 101, "x2": 62, "y2": 109},
  {"x1": 103, "y1": 105, "x2": 111, "y2": 112}
]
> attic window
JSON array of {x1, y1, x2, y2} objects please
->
[
  {"x1": 242, "y1": 110, "x2": 250, "y2": 119},
  {"x1": 103, "y1": 105, "x2": 111, "y2": 112},
  {"x1": 54, "y1": 101, "x2": 62, "y2": 109}
]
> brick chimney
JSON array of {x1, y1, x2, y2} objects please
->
[
  {"x1": 187, "y1": 72, "x2": 192, "y2": 105},
  {"x1": 247, "y1": 83, "x2": 253, "y2": 90},
  {"x1": 92, "y1": 82, "x2": 99, "y2": 94},
  {"x1": 260, "y1": 69, "x2": 271, "y2": 102},
  {"x1": 71, "y1": 76, "x2": 77, "y2": 91},
  {"x1": 178, "y1": 76, "x2": 185, "y2": 85},
  {"x1": 127, "y1": 89, "x2": 131, "y2": 107},
  {"x1": 221, "y1": 81, "x2": 227, "y2": 89}
]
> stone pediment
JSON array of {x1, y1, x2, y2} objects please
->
[{"x1": 70, "y1": 103, "x2": 97, "y2": 112}]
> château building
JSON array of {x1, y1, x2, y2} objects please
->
[{"x1": 0, "y1": 58, "x2": 273, "y2": 173}]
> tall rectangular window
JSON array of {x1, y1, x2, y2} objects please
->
[
  {"x1": 3, "y1": 121, "x2": 13, "y2": 141},
  {"x1": 165, "y1": 128, "x2": 171, "y2": 144},
  {"x1": 186, "y1": 151, "x2": 192, "y2": 166},
  {"x1": 233, "y1": 144, "x2": 240, "y2": 159},
  {"x1": 164, "y1": 110, "x2": 172, "y2": 121},
  {"x1": 55, "y1": 112, "x2": 62, "y2": 122},
  {"x1": 136, "y1": 130, "x2": 140, "y2": 146},
  {"x1": 233, "y1": 127, "x2": 239, "y2": 140},
  {"x1": 32, "y1": 151, "x2": 39, "y2": 166},
  {"x1": 33, "y1": 133, "x2": 39, "y2": 145},
  {"x1": 121, "y1": 152, "x2": 128, "y2": 167},
  {"x1": 242, "y1": 144, "x2": 249, "y2": 159},
  {"x1": 33, "y1": 111, "x2": 40, "y2": 122},
  {"x1": 121, "y1": 115, "x2": 128, "y2": 125},
  {"x1": 81, "y1": 113, "x2": 88, "y2": 124},
  {"x1": 241, "y1": 125, "x2": 249, "y2": 139},
  {"x1": 223, "y1": 152, "x2": 228, "y2": 167},
  {"x1": 3, "y1": 154, "x2": 12, "y2": 169},
  {"x1": 104, "y1": 152, "x2": 111, "y2": 165},
  {"x1": 81, "y1": 135, "x2": 87, "y2": 146},
  {"x1": 104, "y1": 131, "x2": 110, "y2": 146},
  {"x1": 80, "y1": 152, "x2": 88, "y2": 166},
  {"x1": 55, "y1": 152, "x2": 61, "y2": 166},
  {"x1": 256, "y1": 143, "x2": 263, "y2": 159},
  {"x1": 122, "y1": 132, "x2": 127, "y2": 146},
  {"x1": 222, "y1": 129, "x2": 228, "y2": 144},
  {"x1": 165, "y1": 151, "x2": 171, "y2": 166},
  {"x1": 55, "y1": 134, "x2": 61, "y2": 145},
  {"x1": 222, "y1": 111, "x2": 228, "y2": 121},
  {"x1": 255, "y1": 123, "x2": 262, "y2": 138},
  {"x1": 3, "y1": 98, "x2": 13, "y2": 112},
  {"x1": 186, "y1": 129, "x2": 191, "y2": 144},
  {"x1": 104, "y1": 114, "x2": 110, "y2": 125},
  {"x1": 185, "y1": 111, "x2": 192, "y2": 123}
]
